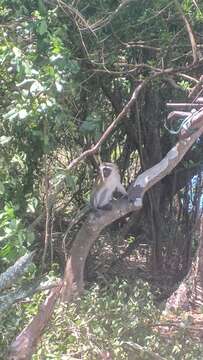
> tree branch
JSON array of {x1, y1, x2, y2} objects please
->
[
  {"x1": 174, "y1": 0, "x2": 199, "y2": 64},
  {"x1": 0, "y1": 279, "x2": 60, "y2": 313},
  {"x1": 8, "y1": 281, "x2": 63, "y2": 360},
  {"x1": 0, "y1": 252, "x2": 35, "y2": 292}
]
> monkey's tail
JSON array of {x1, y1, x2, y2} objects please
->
[{"x1": 62, "y1": 205, "x2": 90, "y2": 260}]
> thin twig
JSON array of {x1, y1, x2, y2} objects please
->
[
  {"x1": 42, "y1": 119, "x2": 50, "y2": 268},
  {"x1": 174, "y1": 0, "x2": 198, "y2": 64},
  {"x1": 179, "y1": 73, "x2": 199, "y2": 83},
  {"x1": 50, "y1": 207, "x2": 55, "y2": 265}
]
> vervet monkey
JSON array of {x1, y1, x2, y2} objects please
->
[
  {"x1": 90, "y1": 162, "x2": 127, "y2": 209},
  {"x1": 62, "y1": 162, "x2": 128, "y2": 257}
]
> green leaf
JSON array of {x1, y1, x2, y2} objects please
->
[
  {"x1": 38, "y1": 0, "x2": 47, "y2": 15},
  {"x1": 0, "y1": 181, "x2": 5, "y2": 194},
  {"x1": 65, "y1": 174, "x2": 77, "y2": 191},
  {"x1": 38, "y1": 20, "x2": 48, "y2": 35},
  {"x1": 26, "y1": 232, "x2": 35, "y2": 244}
]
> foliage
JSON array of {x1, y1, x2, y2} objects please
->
[
  {"x1": 33, "y1": 281, "x2": 203, "y2": 360},
  {"x1": 0, "y1": 290, "x2": 45, "y2": 358},
  {"x1": 1, "y1": 0, "x2": 203, "y2": 356},
  {"x1": 1, "y1": 280, "x2": 203, "y2": 359},
  {"x1": 0, "y1": 203, "x2": 35, "y2": 271}
]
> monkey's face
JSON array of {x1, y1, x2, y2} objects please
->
[
  {"x1": 99, "y1": 162, "x2": 118, "y2": 180},
  {"x1": 102, "y1": 167, "x2": 112, "y2": 178}
]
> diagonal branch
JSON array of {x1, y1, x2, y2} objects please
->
[
  {"x1": 0, "y1": 252, "x2": 35, "y2": 292},
  {"x1": 8, "y1": 281, "x2": 63, "y2": 360}
]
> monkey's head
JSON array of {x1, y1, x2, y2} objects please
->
[{"x1": 100, "y1": 162, "x2": 118, "y2": 179}]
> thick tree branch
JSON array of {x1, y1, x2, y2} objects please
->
[{"x1": 8, "y1": 281, "x2": 63, "y2": 360}]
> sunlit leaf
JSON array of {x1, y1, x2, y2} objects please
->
[
  {"x1": 0, "y1": 136, "x2": 12, "y2": 145},
  {"x1": 55, "y1": 81, "x2": 63, "y2": 92},
  {"x1": 13, "y1": 47, "x2": 21, "y2": 57},
  {"x1": 18, "y1": 109, "x2": 28, "y2": 119},
  {"x1": 30, "y1": 80, "x2": 44, "y2": 95}
]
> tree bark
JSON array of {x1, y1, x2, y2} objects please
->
[{"x1": 193, "y1": 216, "x2": 203, "y2": 307}]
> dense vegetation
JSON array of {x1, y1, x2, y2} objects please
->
[
  {"x1": 2, "y1": 281, "x2": 203, "y2": 359},
  {"x1": 1, "y1": 0, "x2": 203, "y2": 358}
]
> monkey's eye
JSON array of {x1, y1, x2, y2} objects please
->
[{"x1": 103, "y1": 167, "x2": 111, "y2": 177}]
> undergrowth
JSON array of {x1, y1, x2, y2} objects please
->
[{"x1": 1, "y1": 279, "x2": 203, "y2": 359}]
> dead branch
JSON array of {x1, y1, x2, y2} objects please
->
[
  {"x1": 89, "y1": 60, "x2": 203, "y2": 79},
  {"x1": 189, "y1": 75, "x2": 203, "y2": 100},
  {"x1": 179, "y1": 73, "x2": 199, "y2": 83},
  {"x1": 124, "y1": 341, "x2": 166, "y2": 360},
  {"x1": 58, "y1": 0, "x2": 145, "y2": 33},
  {"x1": 0, "y1": 252, "x2": 35, "y2": 292},
  {"x1": 0, "y1": 279, "x2": 61, "y2": 313},
  {"x1": 174, "y1": 0, "x2": 199, "y2": 64},
  {"x1": 166, "y1": 103, "x2": 203, "y2": 110}
]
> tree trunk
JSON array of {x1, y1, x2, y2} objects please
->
[
  {"x1": 166, "y1": 215, "x2": 203, "y2": 311},
  {"x1": 192, "y1": 216, "x2": 203, "y2": 307}
]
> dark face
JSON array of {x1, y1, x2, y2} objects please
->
[{"x1": 102, "y1": 167, "x2": 112, "y2": 178}]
